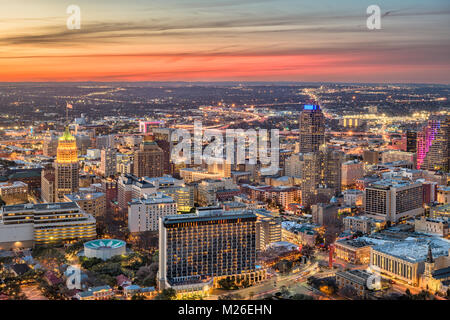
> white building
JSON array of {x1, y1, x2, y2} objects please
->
[
  {"x1": 343, "y1": 189, "x2": 364, "y2": 207},
  {"x1": 128, "y1": 193, "x2": 177, "y2": 232}
]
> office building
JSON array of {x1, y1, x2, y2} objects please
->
[
  {"x1": 64, "y1": 191, "x2": 106, "y2": 217},
  {"x1": 343, "y1": 216, "x2": 385, "y2": 234},
  {"x1": 311, "y1": 203, "x2": 338, "y2": 227},
  {"x1": 133, "y1": 135, "x2": 164, "y2": 178},
  {"x1": 299, "y1": 104, "x2": 325, "y2": 153},
  {"x1": 363, "y1": 150, "x2": 381, "y2": 165},
  {"x1": 255, "y1": 209, "x2": 282, "y2": 251},
  {"x1": 55, "y1": 128, "x2": 79, "y2": 201},
  {"x1": 300, "y1": 146, "x2": 343, "y2": 206},
  {"x1": 341, "y1": 160, "x2": 364, "y2": 187},
  {"x1": 414, "y1": 216, "x2": 449, "y2": 237},
  {"x1": 437, "y1": 186, "x2": 450, "y2": 204},
  {"x1": 417, "y1": 115, "x2": 450, "y2": 171},
  {"x1": 99, "y1": 148, "x2": 117, "y2": 178},
  {"x1": 197, "y1": 179, "x2": 238, "y2": 206},
  {"x1": 406, "y1": 130, "x2": 417, "y2": 153},
  {"x1": 0, "y1": 181, "x2": 28, "y2": 205}
]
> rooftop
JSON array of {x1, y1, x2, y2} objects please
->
[
  {"x1": 372, "y1": 237, "x2": 450, "y2": 263},
  {"x1": 2, "y1": 201, "x2": 80, "y2": 213},
  {"x1": 163, "y1": 209, "x2": 257, "y2": 225}
]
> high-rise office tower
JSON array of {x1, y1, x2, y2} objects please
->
[
  {"x1": 152, "y1": 128, "x2": 175, "y2": 175},
  {"x1": 55, "y1": 128, "x2": 79, "y2": 201},
  {"x1": 158, "y1": 209, "x2": 260, "y2": 290},
  {"x1": 299, "y1": 104, "x2": 325, "y2": 153},
  {"x1": 417, "y1": 115, "x2": 450, "y2": 172},
  {"x1": 100, "y1": 148, "x2": 117, "y2": 178},
  {"x1": 300, "y1": 146, "x2": 343, "y2": 206},
  {"x1": 133, "y1": 135, "x2": 164, "y2": 178},
  {"x1": 41, "y1": 167, "x2": 56, "y2": 203},
  {"x1": 406, "y1": 130, "x2": 417, "y2": 153}
]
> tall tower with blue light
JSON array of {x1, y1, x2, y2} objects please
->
[{"x1": 299, "y1": 104, "x2": 325, "y2": 153}]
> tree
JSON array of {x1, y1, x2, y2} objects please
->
[
  {"x1": 218, "y1": 277, "x2": 237, "y2": 290},
  {"x1": 155, "y1": 288, "x2": 177, "y2": 300},
  {"x1": 301, "y1": 245, "x2": 315, "y2": 259}
]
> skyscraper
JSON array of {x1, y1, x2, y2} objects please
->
[
  {"x1": 100, "y1": 148, "x2": 117, "y2": 178},
  {"x1": 299, "y1": 104, "x2": 325, "y2": 153},
  {"x1": 55, "y1": 128, "x2": 79, "y2": 201},
  {"x1": 133, "y1": 135, "x2": 164, "y2": 178},
  {"x1": 300, "y1": 146, "x2": 343, "y2": 206},
  {"x1": 406, "y1": 130, "x2": 417, "y2": 153},
  {"x1": 417, "y1": 115, "x2": 450, "y2": 172}
]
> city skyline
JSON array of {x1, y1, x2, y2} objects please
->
[{"x1": 0, "y1": 0, "x2": 449, "y2": 83}]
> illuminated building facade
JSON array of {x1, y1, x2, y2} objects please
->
[
  {"x1": 0, "y1": 181, "x2": 28, "y2": 205},
  {"x1": 128, "y1": 193, "x2": 177, "y2": 232},
  {"x1": 133, "y1": 135, "x2": 164, "y2": 178},
  {"x1": 370, "y1": 238, "x2": 450, "y2": 286},
  {"x1": 364, "y1": 179, "x2": 424, "y2": 223},
  {"x1": 299, "y1": 104, "x2": 325, "y2": 153},
  {"x1": 158, "y1": 209, "x2": 260, "y2": 290},
  {"x1": 55, "y1": 128, "x2": 79, "y2": 201},
  {"x1": 0, "y1": 202, "x2": 96, "y2": 249},
  {"x1": 99, "y1": 148, "x2": 117, "y2": 178},
  {"x1": 255, "y1": 209, "x2": 282, "y2": 251},
  {"x1": 417, "y1": 115, "x2": 450, "y2": 172},
  {"x1": 64, "y1": 191, "x2": 106, "y2": 217},
  {"x1": 300, "y1": 146, "x2": 343, "y2": 206}
]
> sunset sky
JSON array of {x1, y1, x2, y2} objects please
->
[{"x1": 1, "y1": 0, "x2": 449, "y2": 83}]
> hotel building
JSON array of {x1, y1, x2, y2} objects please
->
[
  {"x1": 0, "y1": 202, "x2": 96, "y2": 250},
  {"x1": 364, "y1": 179, "x2": 424, "y2": 223},
  {"x1": 158, "y1": 209, "x2": 263, "y2": 291}
]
